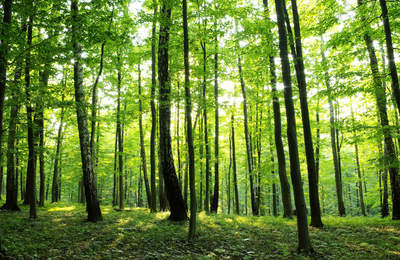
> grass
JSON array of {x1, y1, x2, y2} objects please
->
[{"x1": 1, "y1": 201, "x2": 400, "y2": 259}]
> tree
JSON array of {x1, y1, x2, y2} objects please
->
[
  {"x1": 210, "y1": 41, "x2": 219, "y2": 213},
  {"x1": 150, "y1": 5, "x2": 158, "y2": 213},
  {"x1": 379, "y1": 0, "x2": 400, "y2": 116},
  {"x1": 263, "y1": 0, "x2": 292, "y2": 218},
  {"x1": 52, "y1": 95, "x2": 64, "y2": 203},
  {"x1": 71, "y1": 0, "x2": 102, "y2": 222},
  {"x1": 158, "y1": 0, "x2": 187, "y2": 221},
  {"x1": 274, "y1": 0, "x2": 313, "y2": 253},
  {"x1": 182, "y1": 0, "x2": 196, "y2": 238},
  {"x1": 138, "y1": 63, "x2": 151, "y2": 209},
  {"x1": 285, "y1": 0, "x2": 323, "y2": 227},
  {"x1": 117, "y1": 54, "x2": 124, "y2": 210}
]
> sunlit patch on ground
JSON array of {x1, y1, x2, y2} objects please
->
[{"x1": 48, "y1": 206, "x2": 76, "y2": 212}]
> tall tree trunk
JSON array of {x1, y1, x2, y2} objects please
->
[
  {"x1": 1, "y1": 20, "x2": 23, "y2": 211},
  {"x1": 382, "y1": 144, "x2": 389, "y2": 218},
  {"x1": 1, "y1": 77, "x2": 20, "y2": 211},
  {"x1": 263, "y1": 0, "x2": 292, "y2": 218},
  {"x1": 283, "y1": 0, "x2": 322, "y2": 227},
  {"x1": 52, "y1": 99, "x2": 65, "y2": 203},
  {"x1": 158, "y1": 2, "x2": 187, "y2": 221},
  {"x1": 150, "y1": 5, "x2": 158, "y2": 213},
  {"x1": 25, "y1": 8, "x2": 37, "y2": 218},
  {"x1": 71, "y1": 0, "x2": 102, "y2": 222},
  {"x1": 38, "y1": 70, "x2": 48, "y2": 207},
  {"x1": 274, "y1": 0, "x2": 313, "y2": 253},
  {"x1": 182, "y1": 0, "x2": 196, "y2": 237},
  {"x1": 138, "y1": 63, "x2": 151, "y2": 209},
  {"x1": 379, "y1": 0, "x2": 400, "y2": 116},
  {"x1": 231, "y1": 115, "x2": 240, "y2": 215},
  {"x1": 117, "y1": 55, "x2": 124, "y2": 210},
  {"x1": 0, "y1": 0, "x2": 13, "y2": 207},
  {"x1": 320, "y1": 38, "x2": 346, "y2": 216},
  {"x1": 112, "y1": 126, "x2": 118, "y2": 206},
  {"x1": 227, "y1": 132, "x2": 232, "y2": 214},
  {"x1": 199, "y1": 114, "x2": 204, "y2": 211},
  {"x1": 238, "y1": 55, "x2": 258, "y2": 216},
  {"x1": 358, "y1": 0, "x2": 400, "y2": 220},
  {"x1": 211, "y1": 43, "x2": 219, "y2": 213},
  {"x1": 315, "y1": 97, "x2": 320, "y2": 184}
]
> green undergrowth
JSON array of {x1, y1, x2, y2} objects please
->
[{"x1": 1, "y1": 201, "x2": 400, "y2": 259}]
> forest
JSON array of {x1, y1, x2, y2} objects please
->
[{"x1": 0, "y1": 0, "x2": 400, "y2": 258}]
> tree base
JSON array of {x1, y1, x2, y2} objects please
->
[{"x1": 0, "y1": 203, "x2": 20, "y2": 211}]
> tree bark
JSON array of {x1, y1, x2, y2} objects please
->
[
  {"x1": 283, "y1": 0, "x2": 322, "y2": 227},
  {"x1": 24, "y1": 9, "x2": 37, "y2": 218},
  {"x1": 263, "y1": 0, "x2": 293, "y2": 218},
  {"x1": 182, "y1": 0, "x2": 196, "y2": 237},
  {"x1": 0, "y1": 1, "x2": 13, "y2": 206},
  {"x1": 38, "y1": 69, "x2": 48, "y2": 207},
  {"x1": 150, "y1": 5, "x2": 158, "y2": 213},
  {"x1": 379, "y1": 0, "x2": 400, "y2": 116},
  {"x1": 231, "y1": 115, "x2": 240, "y2": 215},
  {"x1": 200, "y1": 40, "x2": 211, "y2": 212},
  {"x1": 158, "y1": 2, "x2": 187, "y2": 221},
  {"x1": 112, "y1": 125, "x2": 118, "y2": 206},
  {"x1": 138, "y1": 63, "x2": 151, "y2": 209},
  {"x1": 52, "y1": 95, "x2": 64, "y2": 202},
  {"x1": 274, "y1": 0, "x2": 313, "y2": 253},
  {"x1": 71, "y1": 0, "x2": 102, "y2": 222},
  {"x1": 211, "y1": 43, "x2": 219, "y2": 213},
  {"x1": 117, "y1": 55, "x2": 124, "y2": 210}
]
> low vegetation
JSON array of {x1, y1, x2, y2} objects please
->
[{"x1": 1, "y1": 202, "x2": 400, "y2": 259}]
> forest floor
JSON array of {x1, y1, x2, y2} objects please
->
[{"x1": 1, "y1": 202, "x2": 400, "y2": 259}]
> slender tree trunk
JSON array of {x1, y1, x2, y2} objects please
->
[
  {"x1": 379, "y1": 0, "x2": 400, "y2": 116},
  {"x1": 52, "y1": 99, "x2": 65, "y2": 203},
  {"x1": 182, "y1": 0, "x2": 196, "y2": 237},
  {"x1": 382, "y1": 143, "x2": 389, "y2": 218},
  {"x1": 199, "y1": 114, "x2": 204, "y2": 211},
  {"x1": 262, "y1": 0, "x2": 293, "y2": 218},
  {"x1": 231, "y1": 115, "x2": 240, "y2": 215},
  {"x1": 1, "y1": 20, "x2": 22, "y2": 210},
  {"x1": 1, "y1": 79, "x2": 20, "y2": 211},
  {"x1": 211, "y1": 43, "x2": 219, "y2": 213},
  {"x1": 315, "y1": 97, "x2": 320, "y2": 183},
  {"x1": 227, "y1": 132, "x2": 232, "y2": 214},
  {"x1": 150, "y1": 5, "x2": 158, "y2": 213},
  {"x1": 274, "y1": 0, "x2": 312, "y2": 253},
  {"x1": 158, "y1": 2, "x2": 187, "y2": 221},
  {"x1": 0, "y1": 0, "x2": 13, "y2": 207},
  {"x1": 71, "y1": 0, "x2": 102, "y2": 222},
  {"x1": 320, "y1": 38, "x2": 346, "y2": 216},
  {"x1": 38, "y1": 70, "x2": 48, "y2": 207},
  {"x1": 283, "y1": 0, "x2": 322, "y2": 227},
  {"x1": 117, "y1": 56, "x2": 124, "y2": 210},
  {"x1": 112, "y1": 126, "x2": 118, "y2": 206},
  {"x1": 138, "y1": 64, "x2": 151, "y2": 209},
  {"x1": 24, "y1": 9, "x2": 37, "y2": 218}
]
